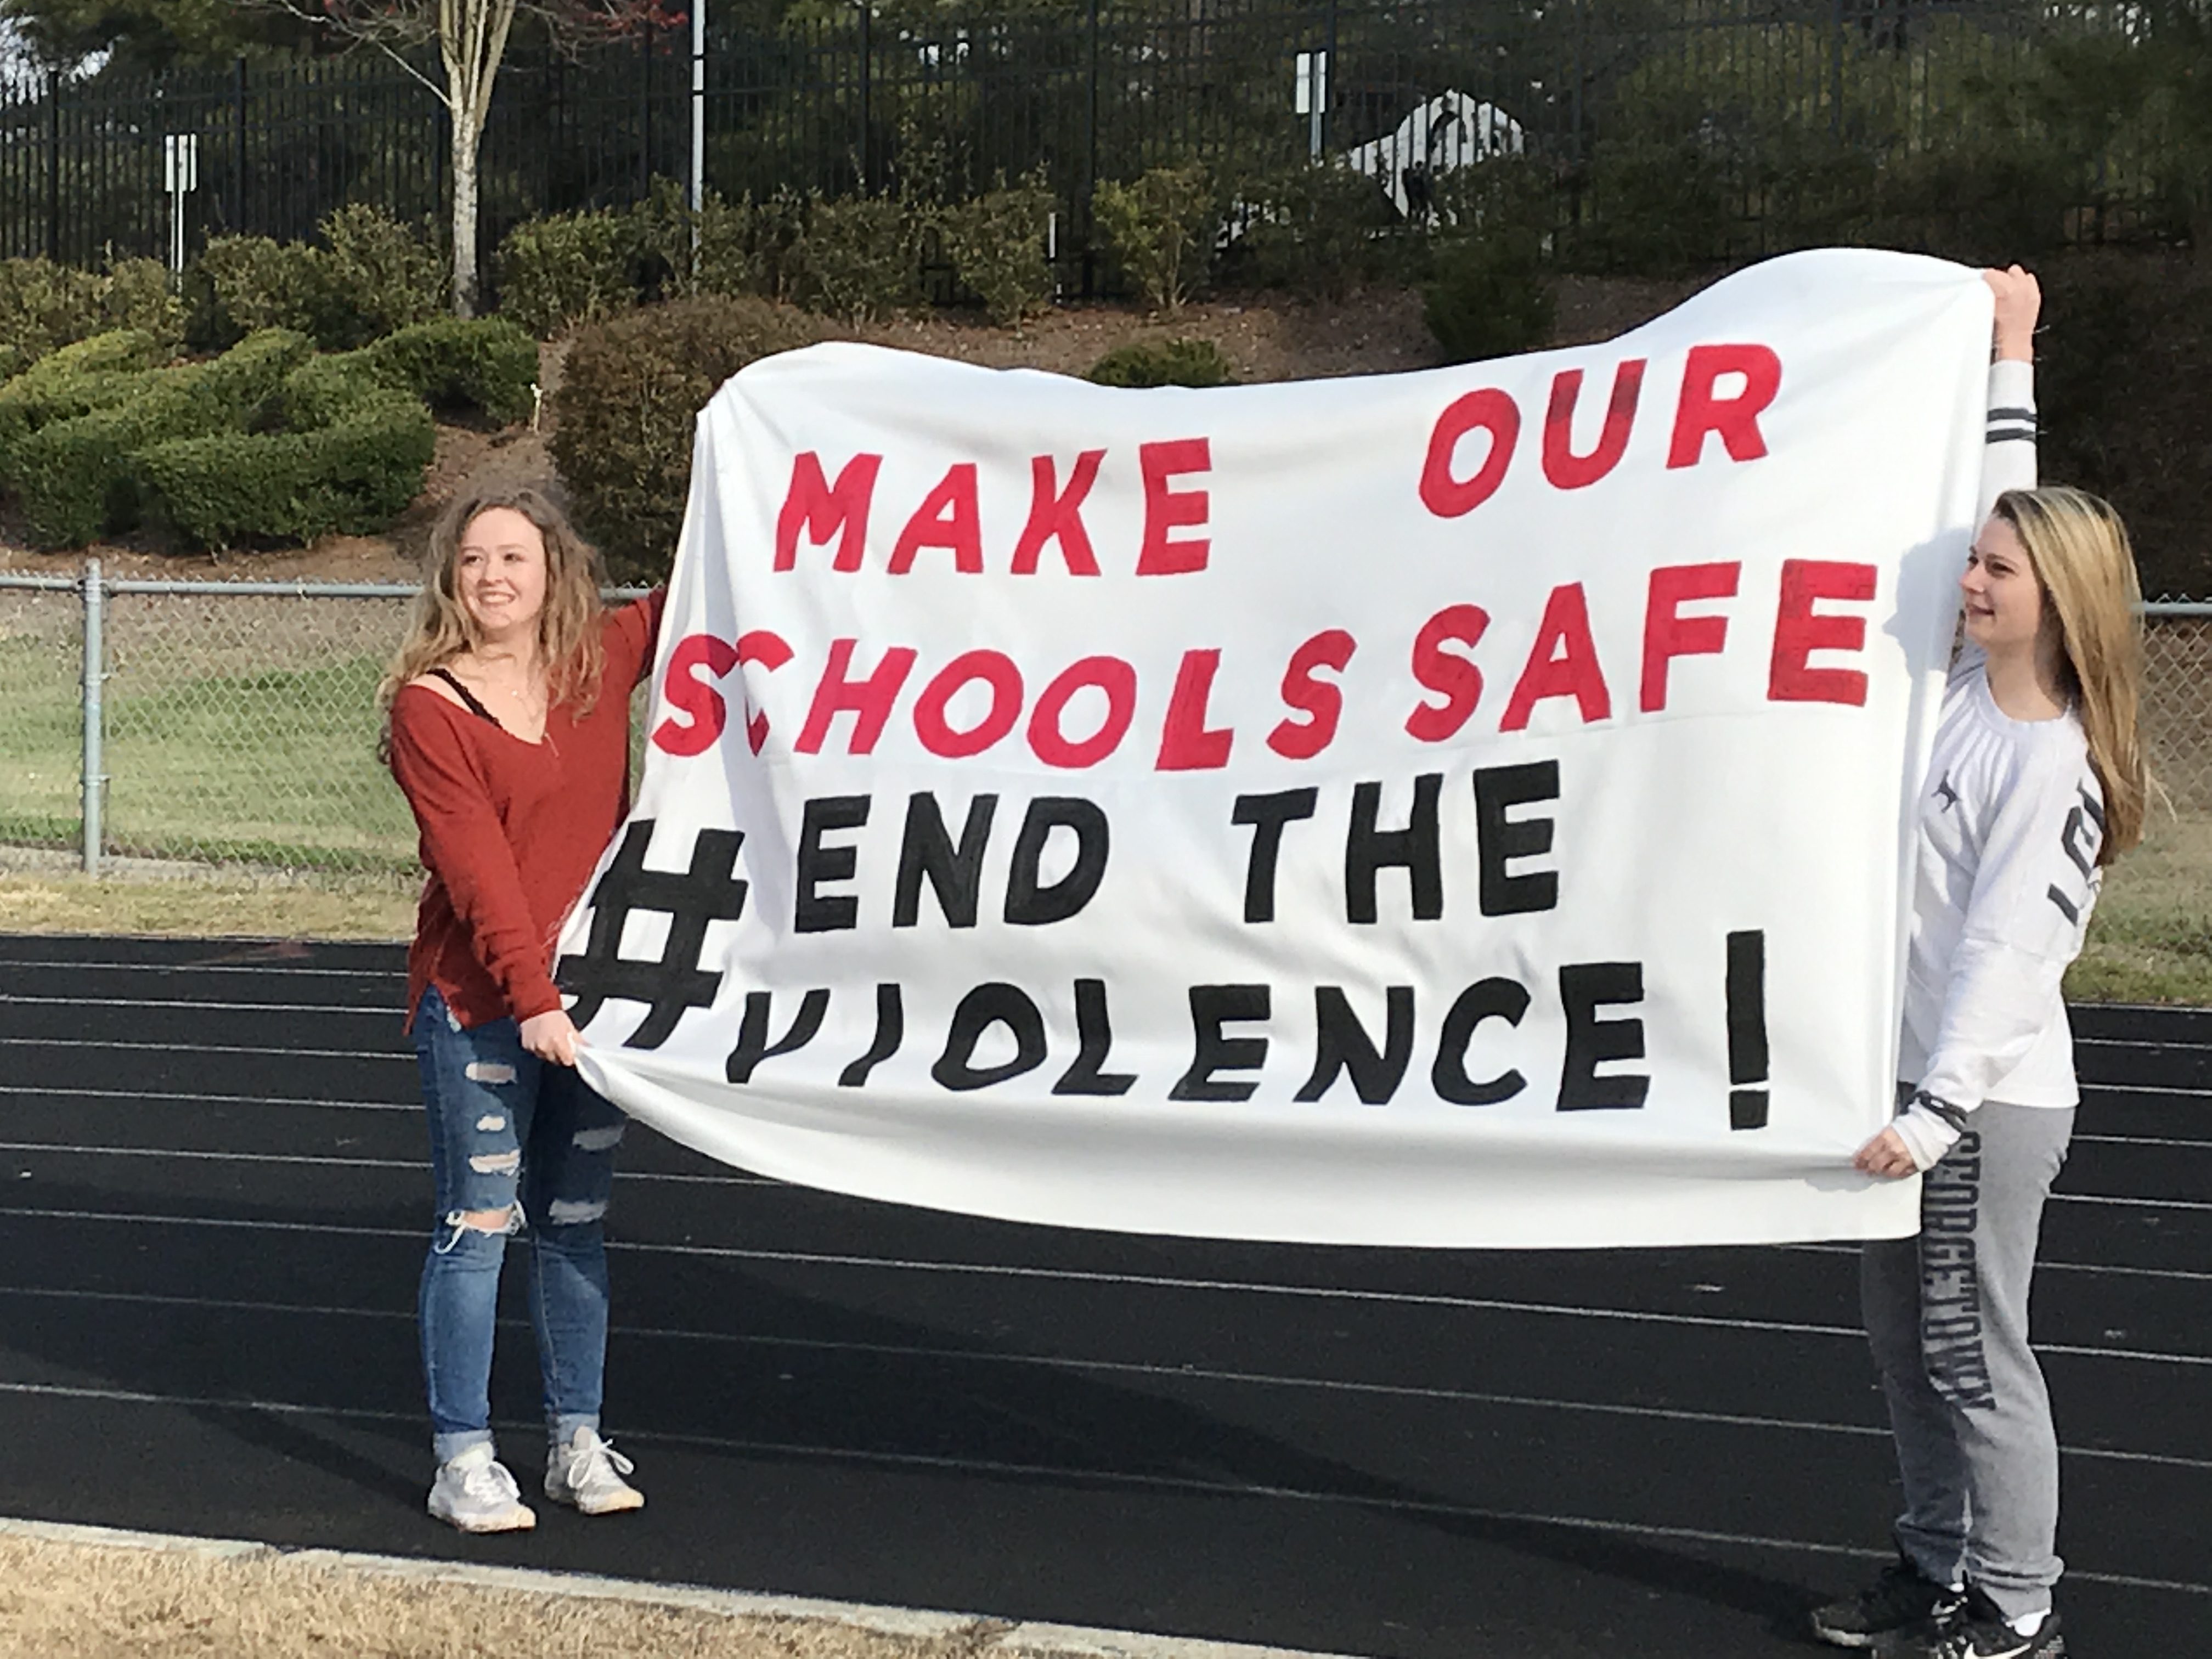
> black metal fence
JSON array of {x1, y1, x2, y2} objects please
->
[{"x1": 0, "y1": 0, "x2": 2162, "y2": 284}]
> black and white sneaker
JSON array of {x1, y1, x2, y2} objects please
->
[
  {"x1": 1874, "y1": 1588, "x2": 2064, "y2": 1659},
  {"x1": 1812, "y1": 1556, "x2": 1966, "y2": 1648}
]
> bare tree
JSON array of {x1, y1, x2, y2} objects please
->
[{"x1": 257, "y1": 2, "x2": 675, "y2": 315}]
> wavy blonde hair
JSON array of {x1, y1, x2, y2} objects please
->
[
  {"x1": 377, "y1": 486, "x2": 610, "y2": 735},
  {"x1": 1991, "y1": 486, "x2": 2148, "y2": 864}
]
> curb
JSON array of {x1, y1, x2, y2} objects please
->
[{"x1": 0, "y1": 1515, "x2": 1364, "y2": 1659}]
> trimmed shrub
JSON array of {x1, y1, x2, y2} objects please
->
[
  {"x1": 9, "y1": 329, "x2": 311, "y2": 547},
  {"x1": 551, "y1": 296, "x2": 818, "y2": 583},
  {"x1": 284, "y1": 317, "x2": 535, "y2": 430},
  {"x1": 0, "y1": 329, "x2": 168, "y2": 460},
  {"x1": 1422, "y1": 232, "x2": 1555, "y2": 365},
  {"x1": 140, "y1": 387, "x2": 435, "y2": 549},
  {"x1": 363, "y1": 316, "x2": 537, "y2": 425},
  {"x1": 939, "y1": 176, "x2": 1056, "y2": 325},
  {"x1": 0, "y1": 256, "x2": 183, "y2": 377},
  {"x1": 1085, "y1": 337, "x2": 1233, "y2": 389},
  {"x1": 495, "y1": 208, "x2": 640, "y2": 338},
  {"x1": 1092, "y1": 163, "x2": 1215, "y2": 312}
]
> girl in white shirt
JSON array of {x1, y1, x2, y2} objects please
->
[{"x1": 1813, "y1": 271, "x2": 2150, "y2": 1659}]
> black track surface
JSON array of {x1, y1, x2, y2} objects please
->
[{"x1": 0, "y1": 934, "x2": 2203, "y2": 1655}]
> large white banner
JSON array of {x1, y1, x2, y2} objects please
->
[{"x1": 559, "y1": 248, "x2": 1991, "y2": 1249}]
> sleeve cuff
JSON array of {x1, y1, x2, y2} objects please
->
[{"x1": 1891, "y1": 1097, "x2": 1966, "y2": 1171}]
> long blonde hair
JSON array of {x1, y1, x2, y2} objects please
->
[
  {"x1": 377, "y1": 486, "x2": 610, "y2": 732},
  {"x1": 1991, "y1": 486, "x2": 2148, "y2": 864}
]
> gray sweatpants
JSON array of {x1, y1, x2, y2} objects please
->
[{"x1": 1861, "y1": 1099, "x2": 2074, "y2": 1623}]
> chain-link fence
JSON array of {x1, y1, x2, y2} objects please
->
[
  {"x1": 1, "y1": 571, "x2": 2208, "y2": 878},
  {"x1": 2144, "y1": 613, "x2": 2212, "y2": 814}
]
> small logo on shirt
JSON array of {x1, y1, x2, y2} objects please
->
[{"x1": 1933, "y1": 772, "x2": 1959, "y2": 812}]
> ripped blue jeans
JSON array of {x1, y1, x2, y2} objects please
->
[{"x1": 411, "y1": 985, "x2": 627, "y2": 1464}]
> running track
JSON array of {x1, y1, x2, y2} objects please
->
[{"x1": 0, "y1": 934, "x2": 2204, "y2": 1656}]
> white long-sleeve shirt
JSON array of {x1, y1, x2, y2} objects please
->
[{"x1": 1891, "y1": 359, "x2": 2101, "y2": 1170}]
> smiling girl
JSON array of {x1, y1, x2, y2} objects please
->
[
  {"x1": 1813, "y1": 273, "x2": 2149, "y2": 1658},
  {"x1": 379, "y1": 487, "x2": 664, "y2": 1533}
]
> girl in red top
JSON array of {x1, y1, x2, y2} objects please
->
[{"x1": 381, "y1": 486, "x2": 664, "y2": 1533}]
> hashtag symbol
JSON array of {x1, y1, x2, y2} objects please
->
[{"x1": 556, "y1": 819, "x2": 749, "y2": 1049}]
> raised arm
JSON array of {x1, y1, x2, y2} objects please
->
[{"x1": 1977, "y1": 264, "x2": 2038, "y2": 522}]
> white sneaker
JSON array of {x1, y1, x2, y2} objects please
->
[
  {"x1": 544, "y1": 1426, "x2": 645, "y2": 1515},
  {"x1": 427, "y1": 1443, "x2": 537, "y2": 1533}
]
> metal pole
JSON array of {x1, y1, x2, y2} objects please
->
[
  {"x1": 691, "y1": 0, "x2": 707, "y2": 247},
  {"x1": 81, "y1": 558, "x2": 104, "y2": 877}
]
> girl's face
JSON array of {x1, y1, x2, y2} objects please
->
[
  {"x1": 1960, "y1": 515, "x2": 2046, "y2": 658},
  {"x1": 455, "y1": 507, "x2": 549, "y2": 645}
]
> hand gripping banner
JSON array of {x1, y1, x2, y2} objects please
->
[{"x1": 558, "y1": 248, "x2": 1992, "y2": 1249}]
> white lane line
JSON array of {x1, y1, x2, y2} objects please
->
[
  {"x1": 0, "y1": 1085, "x2": 416, "y2": 1113},
  {"x1": 2055, "y1": 1193, "x2": 2212, "y2": 1211},
  {"x1": 1783, "y1": 1243, "x2": 2212, "y2": 1284},
  {"x1": 0, "y1": 994, "x2": 399, "y2": 1015},
  {"x1": 0, "y1": 960, "x2": 399, "y2": 980},
  {"x1": 1, "y1": 1204, "x2": 2205, "y2": 1364},
  {"x1": 0, "y1": 1038, "x2": 408, "y2": 1061},
  {"x1": 0, "y1": 1379, "x2": 2204, "y2": 1599},
  {"x1": 0, "y1": 1141, "x2": 767, "y2": 1186},
  {"x1": 9, "y1": 1282, "x2": 2211, "y2": 1472},
  {"x1": 2073, "y1": 1134, "x2": 2212, "y2": 1149}
]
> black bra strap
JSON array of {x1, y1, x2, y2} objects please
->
[{"x1": 430, "y1": 667, "x2": 503, "y2": 730}]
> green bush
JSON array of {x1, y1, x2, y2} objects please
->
[
  {"x1": 191, "y1": 206, "x2": 441, "y2": 349},
  {"x1": 494, "y1": 207, "x2": 640, "y2": 338},
  {"x1": 362, "y1": 316, "x2": 537, "y2": 425},
  {"x1": 551, "y1": 296, "x2": 818, "y2": 583},
  {"x1": 190, "y1": 234, "x2": 341, "y2": 346},
  {"x1": 282, "y1": 317, "x2": 536, "y2": 432},
  {"x1": 695, "y1": 188, "x2": 810, "y2": 304},
  {"x1": 0, "y1": 256, "x2": 183, "y2": 378},
  {"x1": 139, "y1": 387, "x2": 435, "y2": 549},
  {"x1": 1085, "y1": 337, "x2": 1233, "y2": 389},
  {"x1": 794, "y1": 194, "x2": 925, "y2": 322},
  {"x1": 1422, "y1": 232, "x2": 1556, "y2": 365},
  {"x1": 0, "y1": 329, "x2": 168, "y2": 460},
  {"x1": 9, "y1": 329, "x2": 311, "y2": 547},
  {"x1": 319, "y1": 203, "x2": 447, "y2": 340},
  {"x1": 939, "y1": 176, "x2": 1056, "y2": 325},
  {"x1": 1221, "y1": 161, "x2": 1398, "y2": 299},
  {"x1": 1092, "y1": 163, "x2": 1215, "y2": 312}
]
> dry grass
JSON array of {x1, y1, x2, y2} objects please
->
[
  {"x1": 0, "y1": 1533, "x2": 1035, "y2": 1659},
  {"x1": 2067, "y1": 807, "x2": 2212, "y2": 1005},
  {"x1": 0, "y1": 871, "x2": 414, "y2": 940}
]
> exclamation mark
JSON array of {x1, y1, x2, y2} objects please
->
[{"x1": 1726, "y1": 929, "x2": 1769, "y2": 1130}]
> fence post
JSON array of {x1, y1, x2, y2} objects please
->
[
  {"x1": 233, "y1": 57, "x2": 247, "y2": 234},
  {"x1": 44, "y1": 69, "x2": 60, "y2": 262},
  {"x1": 857, "y1": 1, "x2": 872, "y2": 195},
  {"x1": 1323, "y1": 0, "x2": 1338, "y2": 156},
  {"x1": 1084, "y1": 0, "x2": 1099, "y2": 297},
  {"x1": 639, "y1": 16, "x2": 654, "y2": 201},
  {"x1": 81, "y1": 558, "x2": 104, "y2": 877}
]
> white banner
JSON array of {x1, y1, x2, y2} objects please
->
[{"x1": 560, "y1": 248, "x2": 1993, "y2": 1249}]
